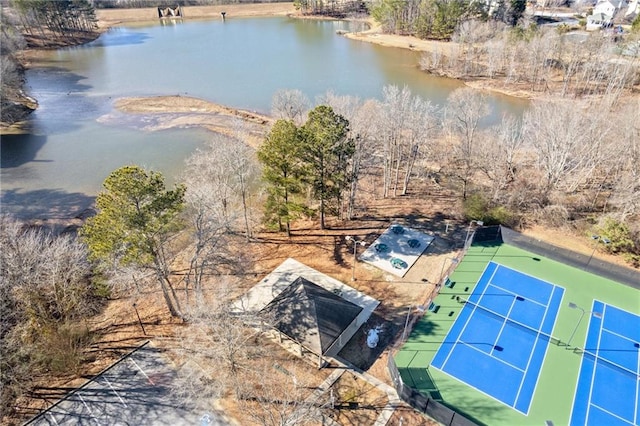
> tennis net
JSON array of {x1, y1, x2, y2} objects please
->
[
  {"x1": 461, "y1": 298, "x2": 561, "y2": 346},
  {"x1": 581, "y1": 349, "x2": 639, "y2": 380}
]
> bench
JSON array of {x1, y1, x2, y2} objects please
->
[
  {"x1": 428, "y1": 302, "x2": 440, "y2": 313},
  {"x1": 443, "y1": 276, "x2": 455, "y2": 288}
]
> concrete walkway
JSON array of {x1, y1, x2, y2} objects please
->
[
  {"x1": 301, "y1": 369, "x2": 345, "y2": 426},
  {"x1": 292, "y1": 353, "x2": 404, "y2": 426},
  {"x1": 331, "y1": 356, "x2": 404, "y2": 426}
]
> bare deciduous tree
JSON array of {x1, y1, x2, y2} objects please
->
[
  {"x1": 173, "y1": 282, "x2": 318, "y2": 425},
  {"x1": 607, "y1": 100, "x2": 640, "y2": 218},
  {"x1": 182, "y1": 132, "x2": 259, "y2": 304},
  {"x1": 239, "y1": 361, "x2": 318, "y2": 426},
  {"x1": 374, "y1": 85, "x2": 437, "y2": 198},
  {"x1": 271, "y1": 89, "x2": 310, "y2": 125},
  {"x1": 522, "y1": 100, "x2": 609, "y2": 203},
  {"x1": 1, "y1": 215, "x2": 95, "y2": 417},
  {"x1": 476, "y1": 114, "x2": 525, "y2": 202},
  {"x1": 443, "y1": 87, "x2": 490, "y2": 199}
]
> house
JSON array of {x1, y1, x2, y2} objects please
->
[
  {"x1": 626, "y1": 0, "x2": 640, "y2": 17},
  {"x1": 587, "y1": 12, "x2": 614, "y2": 29},
  {"x1": 586, "y1": 0, "x2": 619, "y2": 30},
  {"x1": 593, "y1": 0, "x2": 617, "y2": 16}
]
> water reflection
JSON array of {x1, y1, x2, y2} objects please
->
[
  {"x1": 87, "y1": 27, "x2": 151, "y2": 47},
  {"x1": 1, "y1": 16, "x2": 528, "y2": 220}
]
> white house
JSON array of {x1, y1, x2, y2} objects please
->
[
  {"x1": 593, "y1": 0, "x2": 617, "y2": 17},
  {"x1": 586, "y1": 0, "x2": 619, "y2": 30},
  {"x1": 626, "y1": 0, "x2": 639, "y2": 17},
  {"x1": 587, "y1": 12, "x2": 613, "y2": 29}
]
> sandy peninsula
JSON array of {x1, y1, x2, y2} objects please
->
[
  {"x1": 111, "y1": 96, "x2": 272, "y2": 148},
  {"x1": 96, "y1": 3, "x2": 473, "y2": 136}
]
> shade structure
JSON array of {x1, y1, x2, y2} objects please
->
[{"x1": 260, "y1": 276, "x2": 363, "y2": 356}]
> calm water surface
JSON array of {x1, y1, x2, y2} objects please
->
[{"x1": 1, "y1": 17, "x2": 528, "y2": 219}]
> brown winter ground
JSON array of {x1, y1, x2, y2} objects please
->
[
  {"x1": 6, "y1": 4, "x2": 636, "y2": 425},
  {"x1": 9, "y1": 173, "x2": 627, "y2": 425}
]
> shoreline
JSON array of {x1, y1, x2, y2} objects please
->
[
  {"x1": 12, "y1": 2, "x2": 536, "y2": 134},
  {"x1": 97, "y1": 5, "x2": 543, "y2": 101},
  {"x1": 95, "y1": 3, "x2": 296, "y2": 29},
  {"x1": 110, "y1": 95, "x2": 273, "y2": 148}
]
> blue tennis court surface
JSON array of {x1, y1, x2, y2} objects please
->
[
  {"x1": 431, "y1": 262, "x2": 565, "y2": 414},
  {"x1": 570, "y1": 301, "x2": 640, "y2": 426}
]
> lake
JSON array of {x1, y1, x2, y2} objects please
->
[{"x1": 0, "y1": 16, "x2": 528, "y2": 219}]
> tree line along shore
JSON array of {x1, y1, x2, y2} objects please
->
[
  {"x1": 1, "y1": 2, "x2": 639, "y2": 424},
  {"x1": 3, "y1": 0, "x2": 638, "y2": 131}
]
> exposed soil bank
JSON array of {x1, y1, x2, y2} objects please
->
[
  {"x1": 95, "y1": 2, "x2": 296, "y2": 28},
  {"x1": 111, "y1": 95, "x2": 272, "y2": 148}
]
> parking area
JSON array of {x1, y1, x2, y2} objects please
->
[{"x1": 27, "y1": 342, "x2": 226, "y2": 426}]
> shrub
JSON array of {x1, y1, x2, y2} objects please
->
[
  {"x1": 633, "y1": 14, "x2": 640, "y2": 32},
  {"x1": 463, "y1": 193, "x2": 517, "y2": 226},
  {"x1": 622, "y1": 253, "x2": 640, "y2": 268},
  {"x1": 535, "y1": 205, "x2": 570, "y2": 228},
  {"x1": 591, "y1": 217, "x2": 636, "y2": 254},
  {"x1": 35, "y1": 323, "x2": 93, "y2": 374}
]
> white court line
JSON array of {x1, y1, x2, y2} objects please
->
[
  {"x1": 465, "y1": 298, "x2": 550, "y2": 341},
  {"x1": 585, "y1": 304, "x2": 607, "y2": 424},
  {"x1": 583, "y1": 339, "x2": 640, "y2": 375},
  {"x1": 489, "y1": 261, "x2": 566, "y2": 295},
  {"x1": 457, "y1": 339, "x2": 526, "y2": 373},
  {"x1": 431, "y1": 360, "x2": 523, "y2": 412},
  {"x1": 583, "y1": 302, "x2": 640, "y2": 425},
  {"x1": 590, "y1": 402, "x2": 636, "y2": 425},
  {"x1": 77, "y1": 393, "x2": 101, "y2": 425},
  {"x1": 601, "y1": 327, "x2": 639, "y2": 345},
  {"x1": 488, "y1": 295, "x2": 518, "y2": 357},
  {"x1": 487, "y1": 281, "x2": 547, "y2": 308},
  {"x1": 512, "y1": 282, "x2": 556, "y2": 412},
  {"x1": 46, "y1": 412, "x2": 60, "y2": 425},
  {"x1": 569, "y1": 299, "x2": 600, "y2": 426},
  {"x1": 472, "y1": 266, "x2": 501, "y2": 306},
  {"x1": 103, "y1": 377, "x2": 127, "y2": 407},
  {"x1": 634, "y1": 336, "x2": 640, "y2": 422},
  {"x1": 440, "y1": 266, "x2": 501, "y2": 369},
  {"x1": 129, "y1": 357, "x2": 155, "y2": 385}
]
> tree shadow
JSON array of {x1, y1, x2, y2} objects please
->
[
  {"x1": 336, "y1": 312, "x2": 400, "y2": 371},
  {"x1": 0, "y1": 188, "x2": 95, "y2": 223},
  {"x1": 1, "y1": 134, "x2": 47, "y2": 168},
  {"x1": 88, "y1": 28, "x2": 151, "y2": 48}
]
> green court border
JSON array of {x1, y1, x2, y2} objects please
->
[{"x1": 395, "y1": 241, "x2": 640, "y2": 426}]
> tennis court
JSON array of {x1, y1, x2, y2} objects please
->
[
  {"x1": 27, "y1": 343, "x2": 224, "y2": 425},
  {"x1": 431, "y1": 262, "x2": 565, "y2": 414},
  {"x1": 570, "y1": 301, "x2": 640, "y2": 426},
  {"x1": 393, "y1": 232, "x2": 640, "y2": 425}
]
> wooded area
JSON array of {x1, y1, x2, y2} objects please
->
[
  {"x1": 265, "y1": 87, "x2": 639, "y2": 267},
  {"x1": 421, "y1": 20, "x2": 640, "y2": 99},
  {"x1": 4, "y1": 83, "x2": 637, "y2": 420},
  {"x1": 1, "y1": 1, "x2": 639, "y2": 423},
  {"x1": 370, "y1": 0, "x2": 526, "y2": 40},
  {"x1": 11, "y1": 0, "x2": 97, "y2": 42}
]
